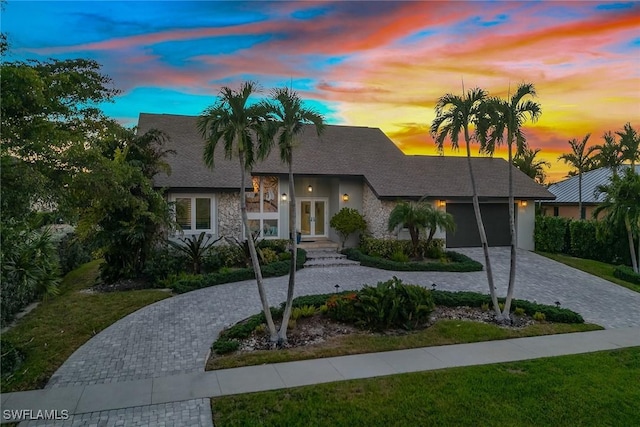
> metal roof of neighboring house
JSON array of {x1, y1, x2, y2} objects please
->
[
  {"x1": 138, "y1": 113, "x2": 555, "y2": 200},
  {"x1": 545, "y1": 165, "x2": 640, "y2": 204}
]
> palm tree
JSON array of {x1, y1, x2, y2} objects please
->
[
  {"x1": 594, "y1": 168, "x2": 640, "y2": 273},
  {"x1": 261, "y1": 87, "x2": 325, "y2": 344},
  {"x1": 617, "y1": 122, "x2": 639, "y2": 167},
  {"x1": 513, "y1": 146, "x2": 550, "y2": 184},
  {"x1": 387, "y1": 201, "x2": 455, "y2": 258},
  {"x1": 479, "y1": 83, "x2": 541, "y2": 319},
  {"x1": 592, "y1": 131, "x2": 624, "y2": 175},
  {"x1": 430, "y1": 87, "x2": 501, "y2": 317},
  {"x1": 197, "y1": 81, "x2": 278, "y2": 342},
  {"x1": 559, "y1": 134, "x2": 596, "y2": 220}
]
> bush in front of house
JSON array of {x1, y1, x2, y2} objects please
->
[
  {"x1": 359, "y1": 235, "x2": 445, "y2": 260},
  {"x1": 343, "y1": 248, "x2": 482, "y2": 272},
  {"x1": 330, "y1": 208, "x2": 367, "y2": 249},
  {"x1": 169, "y1": 249, "x2": 307, "y2": 294},
  {"x1": 613, "y1": 265, "x2": 640, "y2": 284}
]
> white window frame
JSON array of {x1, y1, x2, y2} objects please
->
[
  {"x1": 169, "y1": 193, "x2": 216, "y2": 236},
  {"x1": 246, "y1": 176, "x2": 280, "y2": 239}
]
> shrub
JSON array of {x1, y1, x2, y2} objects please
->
[
  {"x1": 569, "y1": 220, "x2": 600, "y2": 260},
  {"x1": 1, "y1": 224, "x2": 60, "y2": 327},
  {"x1": 326, "y1": 293, "x2": 359, "y2": 324},
  {"x1": 56, "y1": 232, "x2": 93, "y2": 275},
  {"x1": 533, "y1": 312, "x2": 546, "y2": 321},
  {"x1": 330, "y1": 208, "x2": 367, "y2": 248},
  {"x1": 534, "y1": 216, "x2": 571, "y2": 253},
  {"x1": 170, "y1": 249, "x2": 307, "y2": 294},
  {"x1": 258, "y1": 239, "x2": 289, "y2": 253},
  {"x1": 260, "y1": 248, "x2": 279, "y2": 265},
  {"x1": 215, "y1": 244, "x2": 246, "y2": 268},
  {"x1": 0, "y1": 339, "x2": 24, "y2": 377},
  {"x1": 212, "y1": 339, "x2": 239, "y2": 354},
  {"x1": 143, "y1": 247, "x2": 189, "y2": 284},
  {"x1": 430, "y1": 290, "x2": 584, "y2": 323},
  {"x1": 390, "y1": 251, "x2": 410, "y2": 263},
  {"x1": 514, "y1": 307, "x2": 526, "y2": 317},
  {"x1": 613, "y1": 265, "x2": 640, "y2": 284},
  {"x1": 168, "y1": 232, "x2": 222, "y2": 274},
  {"x1": 292, "y1": 305, "x2": 316, "y2": 320},
  {"x1": 354, "y1": 277, "x2": 434, "y2": 331},
  {"x1": 344, "y1": 248, "x2": 482, "y2": 272}
]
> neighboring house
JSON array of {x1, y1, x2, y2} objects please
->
[
  {"x1": 540, "y1": 165, "x2": 640, "y2": 220},
  {"x1": 138, "y1": 113, "x2": 554, "y2": 250}
]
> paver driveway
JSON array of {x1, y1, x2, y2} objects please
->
[{"x1": 48, "y1": 247, "x2": 640, "y2": 390}]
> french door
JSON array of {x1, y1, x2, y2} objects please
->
[{"x1": 298, "y1": 198, "x2": 328, "y2": 238}]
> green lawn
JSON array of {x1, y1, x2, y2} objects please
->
[
  {"x1": 537, "y1": 251, "x2": 640, "y2": 293},
  {"x1": 212, "y1": 347, "x2": 640, "y2": 427},
  {"x1": 208, "y1": 320, "x2": 601, "y2": 370},
  {"x1": 1, "y1": 260, "x2": 171, "y2": 392}
]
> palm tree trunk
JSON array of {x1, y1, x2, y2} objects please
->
[
  {"x1": 502, "y1": 140, "x2": 517, "y2": 321},
  {"x1": 278, "y1": 157, "x2": 297, "y2": 343},
  {"x1": 239, "y1": 153, "x2": 278, "y2": 342},
  {"x1": 626, "y1": 215, "x2": 639, "y2": 273},
  {"x1": 579, "y1": 172, "x2": 583, "y2": 220},
  {"x1": 464, "y1": 126, "x2": 501, "y2": 318}
]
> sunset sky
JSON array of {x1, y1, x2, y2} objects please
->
[{"x1": 3, "y1": 1, "x2": 639, "y2": 182}]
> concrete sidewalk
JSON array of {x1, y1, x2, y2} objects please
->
[{"x1": 2, "y1": 327, "x2": 639, "y2": 425}]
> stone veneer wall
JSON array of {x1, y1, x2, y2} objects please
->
[
  {"x1": 362, "y1": 183, "x2": 397, "y2": 239},
  {"x1": 217, "y1": 192, "x2": 242, "y2": 239}
]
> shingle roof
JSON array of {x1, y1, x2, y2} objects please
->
[
  {"x1": 138, "y1": 113, "x2": 554, "y2": 200},
  {"x1": 545, "y1": 165, "x2": 640, "y2": 204}
]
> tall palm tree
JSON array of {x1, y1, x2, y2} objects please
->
[
  {"x1": 197, "y1": 81, "x2": 278, "y2": 342},
  {"x1": 617, "y1": 122, "x2": 639, "y2": 167},
  {"x1": 513, "y1": 146, "x2": 550, "y2": 184},
  {"x1": 430, "y1": 87, "x2": 501, "y2": 318},
  {"x1": 594, "y1": 167, "x2": 640, "y2": 273},
  {"x1": 387, "y1": 201, "x2": 455, "y2": 258},
  {"x1": 559, "y1": 134, "x2": 596, "y2": 220},
  {"x1": 592, "y1": 131, "x2": 624, "y2": 175},
  {"x1": 261, "y1": 87, "x2": 325, "y2": 344},
  {"x1": 479, "y1": 83, "x2": 541, "y2": 319}
]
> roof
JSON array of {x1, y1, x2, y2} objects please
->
[
  {"x1": 138, "y1": 113, "x2": 554, "y2": 200},
  {"x1": 545, "y1": 165, "x2": 640, "y2": 204}
]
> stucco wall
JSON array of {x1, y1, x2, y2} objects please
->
[
  {"x1": 540, "y1": 204, "x2": 596, "y2": 220},
  {"x1": 217, "y1": 192, "x2": 242, "y2": 239},
  {"x1": 516, "y1": 202, "x2": 535, "y2": 250}
]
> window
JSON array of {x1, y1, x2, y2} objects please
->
[
  {"x1": 171, "y1": 194, "x2": 215, "y2": 234},
  {"x1": 553, "y1": 207, "x2": 559, "y2": 217},
  {"x1": 246, "y1": 176, "x2": 279, "y2": 238}
]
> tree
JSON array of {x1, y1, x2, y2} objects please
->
[
  {"x1": 72, "y1": 125, "x2": 174, "y2": 282},
  {"x1": 559, "y1": 134, "x2": 596, "y2": 220},
  {"x1": 513, "y1": 146, "x2": 550, "y2": 184},
  {"x1": 431, "y1": 88, "x2": 501, "y2": 318},
  {"x1": 479, "y1": 82, "x2": 541, "y2": 319},
  {"x1": 594, "y1": 168, "x2": 640, "y2": 273},
  {"x1": 261, "y1": 87, "x2": 325, "y2": 344},
  {"x1": 617, "y1": 123, "x2": 639, "y2": 167},
  {"x1": 387, "y1": 202, "x2": 455, "y2": 259},
  {"x1": 592, "y1": 131, "x2": 624, "y2": 174},
  {"x1": 330, "y1": 208, "x2": 368, "y2": 250},
  {"x1": 197, "y1": 82, "x2": 279, "y2": 342},
  {"x1": 1, "y1": 58, "x2": 119, "y2": 219}
]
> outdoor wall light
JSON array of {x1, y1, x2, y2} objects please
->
[
  {"x1": 307, "y1": 185, "x2": 313, "y2": 192},
  {"x1": 342, "y1": 193, "x2": 349, "y2": 202},
  {"x1": 438, "y1": 200, "x2": 446, "y2": 207},
  {"x1": 281, "y1": 193, "x2": 288, "y2": 201},
  {"x1": 520, "y1": 200, "x2": 528, "y2": 207}
]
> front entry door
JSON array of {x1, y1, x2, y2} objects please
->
[{"x1": 298, "y1": 199, "x2": 327, "y2": 238}]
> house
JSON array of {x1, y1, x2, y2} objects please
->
[
  {"x1": 137, "y1": 113, "x2": 554, "y2": 250},
  {"x1": 541, "y1": 165, "x2": 640, "y2": 219}
]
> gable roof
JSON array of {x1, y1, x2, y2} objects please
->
[
  {"x1": 138, "y1": 113, "x2": 554, "y2": 200},
  {"x1": 545, "y1": 165, "x2": 640, "y2": 204}
]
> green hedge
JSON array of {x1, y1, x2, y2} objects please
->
[
  {"x1": 431, "y1": 290, "x2": 584, "y2": 324},
  {"x1": 360, "y1": 236, "x2": 445, "y2": 259},
  {"x1": 534, "y1": 216, "x2": 571, "y2": 253},
  {"x1": 343, "y1": 248, "x2": 483, "y2": 272},
  {"x1": 613, "y1": 265, "x2": 640, "y2": 284},
  {"x1": 170, "y1": 249, "x2": 306, "y2": 294}
]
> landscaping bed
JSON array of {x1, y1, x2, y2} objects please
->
[
  {"x1": 343, "y1": 248, "x2": 483, "y2": 272},
  {"x1": 207, "y1": 281, "x2": 597, "y2": 371}
]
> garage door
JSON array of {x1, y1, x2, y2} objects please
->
[{"x1": 446, "y1": 203, "x2": 511, "y2": 248}]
